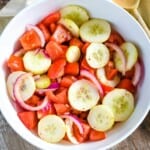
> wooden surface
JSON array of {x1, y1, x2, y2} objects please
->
[{"x1": 0, "y1": 111, "x2": 149, "y2": 150}]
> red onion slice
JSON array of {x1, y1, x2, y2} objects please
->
[
  {"x1": 132, "y1": 62, "x2": 141, "y2": 86},
  {"x1": 26, "y1": 24, "x2": 45, "y2": 47},
  {"x1": 36, "y1": 82, "x2": 59, "y2": 94},
  {"x1": 105, "y1": 43, "x2": 126, "y2": 75},
  {"x1": 80, "y1": 69, "x2": 104, "y2": 97},
  {"x1": 61, "y1": 114, "x2": 84, "y2": 135},
  {"x1": 14, "y1": 48, "x2": 26, "y2": 57},
  {"x1": 17, "y1": 96, "x2": 48, "y2": 111}
]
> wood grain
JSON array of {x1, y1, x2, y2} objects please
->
[{"x1": 0, "y1": 112, "x2": 149, "y2": 150}]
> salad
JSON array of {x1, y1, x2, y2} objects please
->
[{"x1": 6, "y1": 4, "x2": 142, "y2": 144}]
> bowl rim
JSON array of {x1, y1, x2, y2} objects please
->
[{"x1": 0, "y1": 0, "x2": 150, "y2": 150}]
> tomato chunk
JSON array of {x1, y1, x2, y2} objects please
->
[
  {"x1": 106, "y1": 30, "x2": 124, "y2": 46},
  {"x1": 70, "y1": 38, "x2": 84, "y2": 49},
  {"x1": 46, "y1": 41, "x2": 65, "y2": 60},
  {"x1": 89, "y1": 129, "x2": 106, "y2": 141},
  {"x1": 7, "y1": 55, "x2": 25, "y2": 72},
  {"x1": 60, "y1": 76, "x2": 77, "y2": 88},
  {"x1": 18, "y1": 111, "x2": 37, "y2": 130},
  {"x1": 37, "y1": 102, "x2": 56, "y2": 119},
  {"x1": 64, "y1": 62, "x2": 79, "y2": 76},
  {"x1": 46, "y1": 88, "x2": 68, "y2": 104},
  {"x1": 54, "y1": 104, "x2": 70, "y2": 115},
  {"x1": 73, "y1": 121, "x2": 90, "y2": 143},
  {"x1": 19, "y1": 29, "x2": 41, "y2": 50},
  {"x1": 51, "y1": 24, "x2": 72, "y2": 44},
  {"x1": 48, "y1": 58, "x2": 66, "y2": 79},
  {"x1": 42, "y1": 11, "x2": 61, "y2": 26},
  {"x1": 117, "y1": 78, "x2": 135, "y2": 93},
  {"x1": 37, "y1": 23, "x2": 51, "y2": 42}
]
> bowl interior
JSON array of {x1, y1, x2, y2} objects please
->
[{"x1": 0, "y1": 0, "x2": 150, "y2": 149}]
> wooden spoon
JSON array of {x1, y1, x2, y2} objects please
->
[{"x1": 113, "y1": 0, "x2": 150, "y2": 38}]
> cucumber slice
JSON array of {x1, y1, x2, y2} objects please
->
[
  {"x1": 23, "y1": 50, "x2": 51, "y2": 75},
  {"x1": 68, "y1": 79, "x2": 100, "y2": 111},
  {"x1": 60, "y1": 5, "x2": 89, "y2": 26},
  {"x1": 38, "y1": 115, "x2": 66, "y2": 143},
  {"x1": 59, "y1": 18, "x2": 80, "y2": 37},
  {"x1": 14, "y1": 73, "x2": 36, "y2": 102},
  {"x1": 103, "y1": 89, "x2": 134, "y2": 122},
  {"x1": 114, "y1": 42, "x2": 138, "y2": 72},
  {"x1": 87, "y1": 105, "x2": 115, "y2": 131},
  {"x1": 96, "y1": 68, "x2": 120, "y2": 87},
  {"x1": 7, "y1": 71, "x2": 25, "y2": 101},
  {"x1": 80, "y1": 19, "x2": 111, "y2": 43},
  {"x1": 35, "y1": 75, "x2": 51, "y2": 89},
  {"x1": 66, "y1": 45, "x2": 81, "y2": 63},
  {"x1": 86, "y1": 43, "x2": 110, "y2": 68}
]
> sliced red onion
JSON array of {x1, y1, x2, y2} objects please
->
[
  {"x1": 61, "y1": 114, "x2": 84, "y2": 135},
  {"x1": 132, "y1": 62, "x2": 141, "y2": 86},
  {"x1": 105, "y1": 43, "x2": 126, "y2": 75},
  {"x1": 14, "y1": 48, "x2": 26, "y2": 57},
  {"x1": 26, "y1": 24, "x2": 45, "y2": 47},
  {"x1": 48, "y1": 82, "x2": 59, "y2": 90},
  {"x1": 80, "y1": 69, "x2": 104, "y2": 97},
  {"x1": 16, "y1": 96, "x2": 48, "y2": 111},
  {"x1": 36, "y1": 82, "x2": 59, "y2": 94}
]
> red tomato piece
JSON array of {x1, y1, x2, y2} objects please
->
[
  {"x1": 54, "y1": 104, "x2": 70, "y2": 115},
  {"x1": 7, "y1": 55, "x2": 25, "y2": 72},
  {"x1": 69, "y1": 38, "x2": 84, "y2": 49},
  {"x1": 46, "y1": 88, "x2": 68, "y2": 104},
  {"x1": 50, "y1": 23, "x2": 57, "y2": 33},
  {"x1": 37, "y1": 23, "x2": 51, "y2": 42},
  {"x1": 19, "y1": 29, "x2": 41, "y2": 50},
  {"x1": 117, "y1": 78, "x2": 135, "y2": 93},
  {"x1": 46, "y1": 41, "x2": 65, "y2": 60},
  {"x1": 73, "y1": 121, "x2": 90, "y2": 143},
  {"x1": 18, "y1": 111, "x2": 38, "y2": 130},
  {"x1": 42, "y1": 11, "x2": 61, "y2": 26},
  {"x1": 106, "y1": 30, "x2": 124, "y2": 46},
  {"x1": 37, "y1": 102, "x2": 56, "y2": 119},
  {"x1": 101, "y1": 84, "x2": 114, "y2": 95},
  {"x1": 105, "y1": 61, "x2": 118, "y2": 80},
  {"x1": 64, "y1": 62, "x2": 79, "y2": 76},
  {"x1": 60, "y1": 76, "x2": 77, "y2": 88},
  {"x1": 81, "y1": 42, "x2": 90, "y2": 54},
  {"x1": 89, "y1": 129, "x2": 106, "y2": 141},
  {"x1": 25, "y1": 95, "x2": 41, "y2": 106},
  {"x1": 48, "y1": 58, "x2": 66, "y2": 79},
  {"x1": 80, "y1": 57, "x2": 95, "y2": 74},
  {"x1": 51, "y1": 24, "x2": 72, "y2": 44}
]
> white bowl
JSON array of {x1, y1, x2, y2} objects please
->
[{"x1": 0, "y1": 0, "x2": 149, "y2": 149}]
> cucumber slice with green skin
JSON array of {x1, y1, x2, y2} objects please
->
[
  {"x1": 114, "y1": 42, "x2": 138, "y2": 72},
  {"x1": 96, "y1": 68, "x2": 120, "y2": 87},
  {"x1": 102, "y1": 88, "x2": 134, "y2": 122},
  {"x1": 68, "y1": 79, "x2": 100, "y2": 111},
  {"x1": 7, "y1": 71, "x2": 25, "y2": 101},
  {"x1": 23, "y1": 50, "x2": 51, "y2": 75},
  {"x1": 80, "y1": 19, "x2": 111, "y2": 43},
  {"x1": 60, "y1": 5, "x2": 89, "y2": 26},
  {"x1": 14, "y1": 73, "x2": 36, "y2": 102},
  {"x1": 35, "y1": 75, "x2": 51, "y2": 89},
  {"x1": 38, "y1": 115, "x2": 66, "y2": 143},
  {"x1": 59, "y1": 18, "x2": 80, "y2": 37},
  {"x1": 86, "y1": 43, "x2": 110, "y2": 68},
  {"x1": 87, "y1": 105, "x2": 115, "y2": 131}
]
